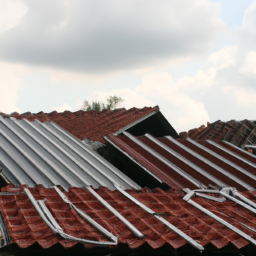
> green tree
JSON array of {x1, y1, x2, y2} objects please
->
[{"x1": 81, "y1": 95, "x2": 124, "y2": 111}]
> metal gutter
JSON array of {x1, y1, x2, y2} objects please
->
[
  {"x1": 54, "y1": 186, "x2": 117, "y2": 243},
  {"x1": 145, "y1": 134, "x2": 226, "y2": 188},
  {"x1": 86, "y1": 186, "x2": 145, "y2": 239},
  {"x1": 183, "y1": 189, "x2": 256, "y2": 246},
  {"x1": 209, "y1": 140, "x2": 256, "y2": 168},
  {"x1": 104, "y1": 136, "x2": 163, "y2": 183},
  {"x1": 114, "y1": 111, "x2": 158, "y2": 136},
  {"x1": 123, "y1": 132, "x2": 205, "y2": 189},
  {"x1": 25, "y1": 188, "x2": 117, "y2": 246},
  {"x1": 114, "y1": 184, "x2": 204, "y2": 251},
  {"x1": 183, "y1": 138, "x2": 254, "y2": 191}
]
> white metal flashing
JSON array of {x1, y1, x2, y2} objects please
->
[
  {"x1": 223, "y1": 141, "x2": 256, "y2": 160},
  {"x1": 202, "y1": 140, "x2": 256, "y2": 182},
  {"x1": 104, "y1": 136, "x2": 163, "y2": 183},
  {"x1": 145, "y1": 134, "x2": 226, "y2": 188},
  {"x1": 54, "y1": 186, "x2": 117, "y2": 243},
  {"x1": 183, "y1": 189, "x2": 256, "y2": 246},
  {"x1": 184, "y1": 138, "x2": 254, "y2": 191},
  {"x1": 234, "y1": 192, "x2": 256, "y2": 209},
  {"x1": 114, "y1": 111, "x2": 158, "y2": 136},
  {"x1": 25, "y1": 188, "x2": 117, "y2": 246},
  {"x1": 47, "y1": 121, "x2": 140, "y2": 190},
  {"x1": 114, "y1": 184, "x2": 204, "y2": 251},
  {"x1": 209, "y1": 140, "x2": 256, "y2": 168},
  {"x1": 86, "y1": 186, "x2": 145, "y2": 239},
  {"x1": 124, "y1": 132, "x2": 205, "y2": 189}
]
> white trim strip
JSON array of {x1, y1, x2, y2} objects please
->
[
  {"x1": 49, "y1": 121, "x2": 140, "y2": 190},
  {"x1": 234, "y1": 192, "x2": 256, "y2": 209},
  {"x1": 145, "y1": 134, "x2": 226, "y2": 188},
  {"x1": 123, "y1": 132, "x2": 205, "y2": 189},
  {"x1": 184, "y1": 138, "x2": 254, "y2": 191},
  {"x1": 209, "y1": 140, "x2": 256, "y2": 168},
  {"x1": 204, "y1": 140, "x2": 256, "y2": 181},
  {"x1": 223, "y1": 141, "x2": 256, "y2": 160},
  {"x1": 25, "y1": 188, "x2": 117, "y2": 246},
  {"x1": 220, "y1": 191, "x2": 256, "y2": 215},
  {"x1": 104, "y1": 136, "x2": 163, "y2": 183},
  {"x1": 86, "y1": 186, "x2": 145, "y2": 239},
  {"x1": 114, "y1": 111, "x2": 158, "y2": 135},
  {"x1": 183, "y1": 189, "x2": 256, "y2": 246},
  {"x1": 114, "y1": 184, "x2": 204, "y2": 251},
  {"x1": 54, "y1": 186, "x2": 117, "y2": 243}
]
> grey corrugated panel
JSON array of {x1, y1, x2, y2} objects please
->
[
  {"x1": 0, "y1": 117, "x2": 70, "y2": 189},
  {"x1": 0, "y1": 164, "x2": 21, "y2": 188},
  {"x1": 0, "y1": 117, "x2": 82, "y2": 189},
  {"x1": 0, "y1": 148, "x2": 35, "y2": 187},
  {"x1": 15, "y1": 119, "x2": 101, "y2": 188},
  {"x1": 0, "y1": 116, "x2": 139, "y2": 190},
  {"x1": 43, "y1": 121, "x2": 140, "y2": 190},
  {"x1": 0, "y1": 132, "x2": 52, "y2": 187}
]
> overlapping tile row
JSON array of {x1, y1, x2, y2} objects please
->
[
  {"x1": 2, "y1": 185, "x2": 256, "y2": 250},
  {"x1": 106, "y1": 133, "x2": 256, "y2": 191},
  {"x1": 0, "y1": 106, "x2": 159, "y2": 143},
  {"x1": 180, "y1": 119, "x2": 256, "y2": 148},
  {"x1": 0, "y1": 116, "x2": 139, "y2": 191}
]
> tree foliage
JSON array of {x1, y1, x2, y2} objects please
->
[{"x1": 81, "y1": 95, "x2": 124, "y2": 111}]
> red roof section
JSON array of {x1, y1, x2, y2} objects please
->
[
  {"x1": 180, "y1": 120, "x2": 256, "y2": 148},
  {"x1": 1, "y1": 185, "x2": 256, "y2": 251},
  {"x1": 0, "y1": 107, "x2": 159, "y2": 143},
  {"x1": 107, "y1": 134, "x2": 256, "y2": 191}
]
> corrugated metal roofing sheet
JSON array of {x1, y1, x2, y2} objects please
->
[
  {"x1": 106, "y1": 133, "x2": 256, "y2": 191},
  {"x1": 0, "y1": 116, "x2": 140, "y2": 191},
  {"x1": 1, "y1": 185, "x2": 256, "y2": 251},
  {"x1": 0, "y1": 107, "x2": 160, "y2": 143}
]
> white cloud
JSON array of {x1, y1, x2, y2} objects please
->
[
  {"x1": 206, "y1": 46, "x2": 238, "y2": 69},
  {"x1": 0, "y1": 0, "x2": 27, "y2": 35},
  {"x1": 240, "y1": 51, "x2": 256, "y2": 75},
  {"x1": 83, "y1": 72, "x2": 210, "y2": 132},
  {"x1": 222, "y1": 86, "x2": 256, "y2": 107},
  {"x1": 0, "y1": 0, "x2": 224, "y2": 73},
  {"x1": 242, "y1": 0, "x2": 256, "y2": 33},
  {"x1": 53, "y1": 103, "x2": 73, "y2": 112},
  {"x1": 0, "y1": 61, "x2": 30, "y2": 113}
]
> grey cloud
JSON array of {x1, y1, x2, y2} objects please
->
[{"x1": 0, "y1": 0, "x2": 224, "y2": 73}]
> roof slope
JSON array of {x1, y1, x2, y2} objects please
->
[
  {"x1": 1, "y1": 185, "x2": 256, "y2": 251},
  {"x1": 180, "y1": 119, "x2": 256, "y2": 148},
  {"x1": 0, "y1": 107, "x2": 160, "y2": 143},
  {"x1": 106, "y1": 133, "x2": 256, "y2": 191},
  {"x1": 0, "y1": 116, "x2": 140, "y2": 191}
]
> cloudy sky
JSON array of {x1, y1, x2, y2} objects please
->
[{"x1": 1, "y1": 0, "x2": 256, "y2": 133}]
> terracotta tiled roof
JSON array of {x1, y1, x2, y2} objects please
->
[
  {"x1": 180, "y1": 120, "x2": 256, "y2": 148},
  {"x1": 107, "y1": 133, "x2": 256, "y2": 191},
  {"x1": 0, "y1": 107, "x2": 159, "y2": 143},
  {"x1": 1, "y1": 185, "x2": 256, "y2": 251}
]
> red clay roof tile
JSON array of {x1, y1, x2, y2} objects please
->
[
  {"x1": 1, "y1": 107, "x2": 159, "y2": 143},
  {"x1": 1, "y1": 185, "x2": 256, "y2": 251}
]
